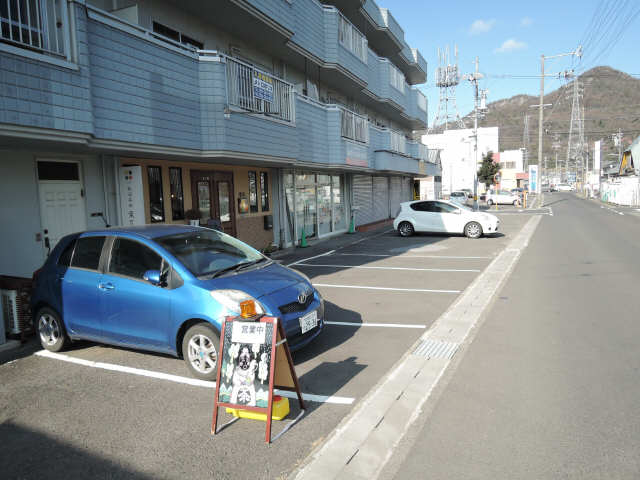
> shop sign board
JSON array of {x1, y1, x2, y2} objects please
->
[
  {"x1": 119, "y1": 166, "x2": 145, "y2": 226},
  {"x1": 212, "y1": 317, "x2": 305, "y2": 443},
  {"x1": 528, "y1": 165, "x2": 538, "y2": 192}
]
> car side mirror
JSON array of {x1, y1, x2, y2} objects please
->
[{"x1": 143, "y1": 269, "x2": 162, "y2": 286}]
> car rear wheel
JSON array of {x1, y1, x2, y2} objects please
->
[
  {"x1": 513, "y1": 200, "x2": 520, "y2": 206},
  {"x1": 464, "y1": 221, "x2": 483, "y2": 239},
  {"x1": 36, "y1": 307, "x2": 69, "y2": 352},
  {"x1": 182, "y1": 323, "x2": 220, "y2": 381},
  {"x1": 398, "y1": 221, "x2": 414, "y2": 237},
  {"x1": 487, "y1": 199, "x2": 494, "y2": 206}
]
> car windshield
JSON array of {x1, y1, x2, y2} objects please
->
[{"x1": 156, "y1": 230, "x2": 266, "y2": 279}]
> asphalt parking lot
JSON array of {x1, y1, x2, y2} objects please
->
[{"x1": 1, "y1": 212, "x2": 533, "y2": 480}]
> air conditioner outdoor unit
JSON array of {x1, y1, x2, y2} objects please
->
[{"x1": 1, "y1": 289, "x2": 32, "y2": 336}]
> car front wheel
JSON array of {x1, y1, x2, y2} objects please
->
[
  {"x1": 464, "y1": 221, "x2": 483, "y2": 239},
  {"x1": 513, "y1": 200, "x2": 520, "y2": 206},
  {"x1": 36, "y1": 307, "x2": 69, "y2": 352},
  {"x1": 398, "y1": 221, "x2": 414, "y2": 237},
  {"x1": 487, "y1": 199, "x2": 493, "y2": 206},
  {"x1": 182, "y1": 323, "x2": 220, "y2": 381}
]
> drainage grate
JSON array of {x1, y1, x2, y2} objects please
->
[{"x1": 412, "y1": 339, "x2": 459, "y2": 359}]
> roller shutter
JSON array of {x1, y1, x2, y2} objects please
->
[
  {"x1": 353, "y1": 174, "x2": 374, "y2": 226},
  {"x1": 389, "y1": 177, "x2": 402, "y2": 217},
  {"x1": 372, "y1": 176, "x2": 390, "y2": 221}
]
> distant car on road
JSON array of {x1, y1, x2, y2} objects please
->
[
  {"x1": 557, "y1": 183, "x2": 574, "y2": 191},
  {"x1": 394, "y1": 200, "x2": 500, "y2": 239},
  {"x1": 486, "y1": 190, "x2": 521, "y2": 206},
  {"x1": 449, "y1": 191, "x2": 468, "y2": 202},
  {"x1": 460, "y1": 188, "x2": 473, "y2": 199}
]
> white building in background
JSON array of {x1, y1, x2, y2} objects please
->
[
  {"x1": 495, "y1": 149, "x2": 525, "y2": 190},
  {"x1": 422, "y1": 127, "x2": 499, "y2": 195}
]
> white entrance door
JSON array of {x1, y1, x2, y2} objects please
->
[{"x1": 37, "y1": 161, "x2": 87, "y2": 255}]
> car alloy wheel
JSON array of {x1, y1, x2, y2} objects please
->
[
  {"x1": 398, "y1": 221, "x2": 414, "y2": 237},
  {"x1": 465, "y1": 221, "x2": 482, "y2": 239},
  {"x1": 36, "y1": 307, "x2": 68, "y2": 352},
  {"x1": 39, "y1": 313, "x2": 60, "y2": 347},
  {"x1": 487, "y1": 199, "x2": 493, "y2": 206},
  {"x1": 187, "y1": 334, "x2": 218, "y2": 374}
]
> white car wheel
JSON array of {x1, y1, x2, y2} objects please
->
[
  {"x1": 487, "y1": 199, "x2": 493, "y2": 206},
  {"x1": 464, "y1": 221, "x2": 483, "y2": 239},
  {"x1": 398, "y1": 221, "x2": 414, "y2": 237}
]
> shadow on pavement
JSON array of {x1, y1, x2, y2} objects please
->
[{"x1": 1, "y1": 421, "x2": 155, "y2": 480}]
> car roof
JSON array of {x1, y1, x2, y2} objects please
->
[{"x1": 81, "y1": 224, "x2": 204, "y2": 239}]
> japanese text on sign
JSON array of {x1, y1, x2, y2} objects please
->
[
  {"x1": 231, "y1": 321, "x2": 267, "y2": 345},
  {"x1": 253, "y1": 72, "x2": 274, "y2": 103}
]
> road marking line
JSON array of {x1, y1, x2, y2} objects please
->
[
  {"x1": 287, "y1": 249, "x2": 335, "y2": 267},
  {"x1": 347, "y1": 229, "x2": 395, "y2": 246},
  {"x1": 33, "y1": 350, "x2": 354, "y2": 405},
  {"x1": 325, "y1": 321, "x2": 427, "y2": 329},
  {"x1": 295, "y1": 264, "x2": 480, "y2": 273},
  {"x1": 313, "y1": 284, "x2": 460, "y2": 294},
  {"x1": 335, "y1": 253, "x2": 491, "y2": 259}
]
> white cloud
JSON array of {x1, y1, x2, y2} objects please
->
[
  {"x1": 494, "y1": 38, "x2": 527, "y2": 53},
  {"x1": 520, "y1": 17, "x2": 533, "y2": 27},
  {"x1": 469, "y1": 19, "x2": 496, "y2": 35}
]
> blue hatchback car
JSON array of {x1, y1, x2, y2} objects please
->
[{"x1": 31, "y1": 225, "x2": 324, "y2": 380}]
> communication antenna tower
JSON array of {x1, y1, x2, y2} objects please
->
[
  {"x1": 429, "y1": 45, "x2": 466, "y2": 132},
  {"x1": 566, "y1": 79, "x2": 585, "y2": 181}
]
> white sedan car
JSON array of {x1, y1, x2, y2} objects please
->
[
  {"x1": 556, "y1": 183, "x2": 574, "y2": 191},
  {"x1": 486, "y1": 190, "x2": 521, "y2": 206},
  {"x1": 393, "y1": 200, "x2": 500, "y2": 239}
]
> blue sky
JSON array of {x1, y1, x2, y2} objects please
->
[{"x1": 381, "y1": 0, "x2": 640, "y2": 123}]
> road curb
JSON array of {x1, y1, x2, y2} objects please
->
[{"x1": 290, "y1": 214, "x2": 543, "y2": 480}]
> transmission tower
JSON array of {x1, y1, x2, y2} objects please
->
[
  {"x1": 566, "y1": 79, "x2": 585, "y2": 181},
  {"x1": 429, "y1": 45, "x2": 465, "y2": 132},
  {"x1": 522, "y1": 114, "x2": 530, "y2": 170}
]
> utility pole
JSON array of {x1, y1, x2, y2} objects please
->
[
  {"x1": 464, "y1": 57, "x2": 487, "y2": 210},
  {"x1": 536, "y1": 46, "x2": 582, "y2": 207}
]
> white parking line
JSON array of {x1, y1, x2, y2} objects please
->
[
  {"x1": 33, "y1": 350, "x2": 354, "y2": 405},
  {"x1": 325, "y1": 321, "x2": 426, "y2": 329},
  {"x1": 296, "y1": 264, "x2": 480, "y2": 273},
  {"x1": 286, "y1": 249, "x2": 335, "y2": 267},
  {"x1": 313, "y1": 284, "x2": 460, "y2": 294},
  {"x1": 336, "y1": 253, "x2": 491, "y2": 260}
]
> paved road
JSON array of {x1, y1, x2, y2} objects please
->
[
  {"x1": 384, "y1": 193, "x2": 640, "y2": 479},
  {"x1": 0, "y1": 215, "x2": 530, "y2": 479}
]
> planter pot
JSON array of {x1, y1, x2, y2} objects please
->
[{"x1": 189, "y1": 219, "x2": 200, "y2": 226}]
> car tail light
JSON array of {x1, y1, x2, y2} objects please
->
[{"x1": 32, "y1": 268, "x2": 42, "y2": 284}]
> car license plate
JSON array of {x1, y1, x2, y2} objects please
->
[{"x1": 299, "y1": 310, "x2": 318, "y2": 334}]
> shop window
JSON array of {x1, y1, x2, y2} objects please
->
[
  {"x1": 248, "y1": 171, "x2": 258, "y2": 213},
  {"x1": 260, "y1": 172, "x2": 269, "y2": 212},
  {"x1": 147, "y1": 166, "x2": 165, "y2": 223},
  {"x1": 169, "y1": 167, "x2": 184, "y2": 221}
]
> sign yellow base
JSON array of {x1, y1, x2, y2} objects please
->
[{"x1": 226, "y1": 396, "x2": 290, "y2": 422}]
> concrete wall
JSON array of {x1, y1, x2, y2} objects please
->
[{"x1": 0, "y1": 152, "x2": 106, "y2": 278}]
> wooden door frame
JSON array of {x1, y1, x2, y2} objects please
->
[{"x1": 190, "y1": 170, "x2": 236, "y2": 237}]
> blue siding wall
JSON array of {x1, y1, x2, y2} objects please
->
[
  {"x1": 289, "y1": 0, "x2": 326, "y2": 61},
  {"x1": 87, "y1": 20, "x2": 201, "y2": 148},
  {"x1": 0, "y1": 6, "x2": 92, "y2": 133},
  {"x1": 245, "y1": 0, "x2": 295, "y2": 32}
]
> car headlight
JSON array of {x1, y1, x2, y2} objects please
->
[{"x1": 210, "y1": 289, "x2": 265, "y2": 317}]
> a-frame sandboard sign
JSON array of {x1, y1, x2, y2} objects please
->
[{"x1": 211, "y1": 316, "x2": 305, "y2": 443}]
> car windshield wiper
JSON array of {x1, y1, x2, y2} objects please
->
[{"x1": 207, "y1": 258, "x2": 269, "y2": 279}]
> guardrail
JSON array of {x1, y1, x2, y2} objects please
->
[
  {"x1": 390, "y1": 130, "x2": 406, "y2": 154},
  {"x1": 225, "y1": 55, "x2": 296, "y2": 123}
]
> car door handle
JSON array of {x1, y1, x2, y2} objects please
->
[{"x1": 98, "y1": 282, "x2": 115, "y2": 291}]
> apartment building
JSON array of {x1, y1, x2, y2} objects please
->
[{"x1": 0, "y1": 0, "x2": 437, "y2": 278}]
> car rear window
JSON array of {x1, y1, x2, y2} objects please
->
[
  {"x1": 57, "y1": 240, "x2": 76, "y2": 267},
  {"x1": 71, "y1": 236, "x2": 106, "y2": 271}
]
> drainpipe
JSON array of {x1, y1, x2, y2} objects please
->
[
  {"x1": 101, "y1": 155, "x2": 111, "y2": 227},
  {"x1": 113, "y1": 157, "x2": 122, "y2": 226}
]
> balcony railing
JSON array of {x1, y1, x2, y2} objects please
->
[
  {"x1": 225, "y1": 55, "x2": 295, "y2": 123},
  {"x1": 340, "y1": 107, "x2": 369, "y2": 144},
  {"x1": 338, "y1": 13, "x2": 367, "y2": 63},
  {"x1": 418, "y1": 143, "x2": 428, "y2": 161},
  {"x1": 0, "y1": 0, "x2": 69, "y2": 58},
  {"x1": 390, "y1": 130, "x2": 406, "y2": 154},
  {"x1": 389, "y1": 63, "x2": 405, "y2": 93},
  {"x1": 416, "y1": 90, "x2": 427, "y2": 112}
]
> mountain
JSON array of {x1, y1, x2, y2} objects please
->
[{"x1": 452, "y1": 66, "x2": 640, "y2": 170}]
